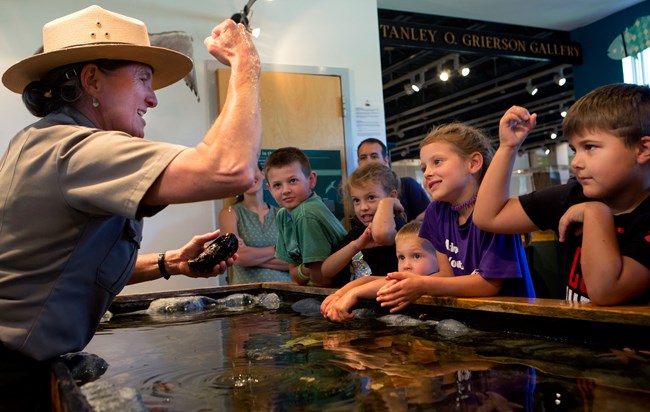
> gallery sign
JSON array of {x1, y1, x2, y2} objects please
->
[{"x1": 379, "y1": 20, "x2": 582, "y2": 64}]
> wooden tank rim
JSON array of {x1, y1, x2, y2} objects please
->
[{"x1": 110, "y1": 282, "x2": 650, "y2": 328}]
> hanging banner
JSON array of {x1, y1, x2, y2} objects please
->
[
  {"x1": 607, "y1": 15, "x2": 650, "y2": 60},
  {"x1": 379, "y1": 20, "x2": 582, "y2": 64}
]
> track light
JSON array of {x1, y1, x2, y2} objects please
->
[
  {"x1": 409, "y1": 71, "x2": 425, "y2": 92},
  {"x1": 526, "y1": 79, "x2": 538, "y2": 96},
  {"x1": 550, "y1": 131, "x2": 558, "y2": 139},
  {"x1": 544, "y1": 146, "x2": 551, "y2": 156},
  {"x1": 403, "y1": 72, "x2": 422, "y2": 94},
  {"x1": 553, "y1": 69, "x2": 566, "y2": 86},
  {"x1": 437, "y1": 64, "x2": 449, "y2": 82},
  {"x1": 560, "y1": 105, "x2": 567, "y2": 117},
  {"x1": 453, "y1": 54, "x2": 470, "y2": 77}
]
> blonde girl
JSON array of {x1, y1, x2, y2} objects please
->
[{"x1": 376, "y1": 123, "x2": 536, "y2": 312}]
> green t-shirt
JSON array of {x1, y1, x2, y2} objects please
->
[{"x1": 275, "y1": 193, "x2": 347, "y2": 265}]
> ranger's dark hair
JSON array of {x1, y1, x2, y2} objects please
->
[{"x1": 22, "y1": 59, "x2": 135, "y2": 117}]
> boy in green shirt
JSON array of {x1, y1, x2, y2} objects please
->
[{"x1": 264, "y1": 147, "x2": 347, "y2": 286}]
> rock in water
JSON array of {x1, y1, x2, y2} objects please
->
[
  {"x1": 80, "y1": 381, "x2": 147, "y2": 412},
  {"x1": 378, "y1": 314, "x2": 425, "y2": 327},
  {"x1": 146, "y1": 293, "x2": 281, "y2": 315},
  {"x1": 100, "y1": 310, "x2": 113, "y2": 323},
  {"x1": 291, "y1": 298, "x2": 323, "y2": 316},
  {"x1": 146, "y1": 296, "x2": 218, "y2": 314},
  {"x1": 257, "y1": 292, "x2": 281, "y2": 310},
  {"x1": 216, "y1": 293, "x2": 256, "y2": 308},
  {"x1": 435, "y1": 318, "x2": 470, "y2": 338},
  {"x1": 377, "y1": 314, "x2": 438, "y2": 327},
  {"x1": 351, "y1": 308, "x2": 376, "y2": 319},
  {"x1": 60, "y1": 352, "x2": 109, "y2": 384}
]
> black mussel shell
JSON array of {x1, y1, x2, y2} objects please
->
[{"x1": 188, "y1": 233, "x2": 239, "y2": 273}]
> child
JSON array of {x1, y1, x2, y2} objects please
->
[
  {"x1": 321, "y1": 220, "x2": 438, "y2": 322},
  {"x1": 356, "y1": 138, "x2": 431, "y2": 221},
  {"x1": 376, "y1": 123, "x2": 536, "y2": 313},
  {"x1": 321, "y1": 163, "x2": 407, "y2": 287},
  {"x1": 264, "y1": 147, "x2": 347, "y2": 286},
  {"x1": 474, "y1": 83, "x2": 650, "y2": 305}
]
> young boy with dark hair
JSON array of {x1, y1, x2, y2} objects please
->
[
  {"x1": 475, "y1": 83, "x2": 650, "y2": 305},
  {"x1": 264, "y1": 147, "x2": 347, "y2": 286}
]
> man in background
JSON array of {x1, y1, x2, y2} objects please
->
[{"x1": 357, "y1": 138, "x2": 430, "y2": 221}]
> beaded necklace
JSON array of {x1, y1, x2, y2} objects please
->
[{"x1": 450, "y1": 195, "x2": 477, "y2": 212}]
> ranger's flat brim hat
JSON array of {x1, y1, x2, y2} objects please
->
[{"x1": 2, "y1": 5, "x2": 193, "y2": 93}]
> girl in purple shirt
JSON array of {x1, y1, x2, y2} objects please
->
[{"x1": 377, "y1": 123, "x2": 535, "y2": 312}]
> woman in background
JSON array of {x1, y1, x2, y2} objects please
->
[{"x1": 219, "y1": 165, "x2": 291, "y2": 283}]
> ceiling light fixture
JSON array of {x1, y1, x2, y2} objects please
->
[
  {"x1": 411, "y1": 71, "x2": 425, "y2": 92},
  {"x1": 438, "y1": 64, "x2": 449, "y2": 82},
  {"x1": 560, "y1": 105, "x2": 567, "y2": 117},
  {"x1": 553, "y1": 68, "x2": 566, "y2": 86},
  {"x1": 453, "y1": 54, "x2": 470, "y2": 77},
  {"x1": 526, "y1": 79, "x2": 538, "y2": 96},
  {"x1": 550, "y1": 131, "x2": 558, "y2": 139}
]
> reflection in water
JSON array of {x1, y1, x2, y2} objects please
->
[
  {"x1": 320, "y1": 331, "x2": 535, "y2": 411},
  {"x1": 80, "y1": 302, "x2": 650, "y2": 411}
]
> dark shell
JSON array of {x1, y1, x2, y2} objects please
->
[{"x1": 188, "y1": 233, "x2": 239, "y2": 273}]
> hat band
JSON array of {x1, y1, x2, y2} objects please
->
[{"x1": 60, "y1": 41, "x2": 140, "y2": 50}]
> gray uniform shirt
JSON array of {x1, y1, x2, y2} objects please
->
[{"x1": 0, "y1": 106, "x2": 185, "y2": 360}]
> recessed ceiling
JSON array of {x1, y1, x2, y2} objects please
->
[
  {"x1": 380, "y1": 10, "x2": 581, "y2": 160},
  {"x1": 376, "y1": 2, "x2": 643, "y2": 160},
  {"x1": 377, "y1": 0, "x2": 645, "y2": 31}
]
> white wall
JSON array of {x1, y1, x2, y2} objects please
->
[{"x1": 0, "y1": 0, "x2": 386, "y2": 293}]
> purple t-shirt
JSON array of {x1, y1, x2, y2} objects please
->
[{"x1": 419, "y1": 201, "x2": 535, "y2": 298}]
